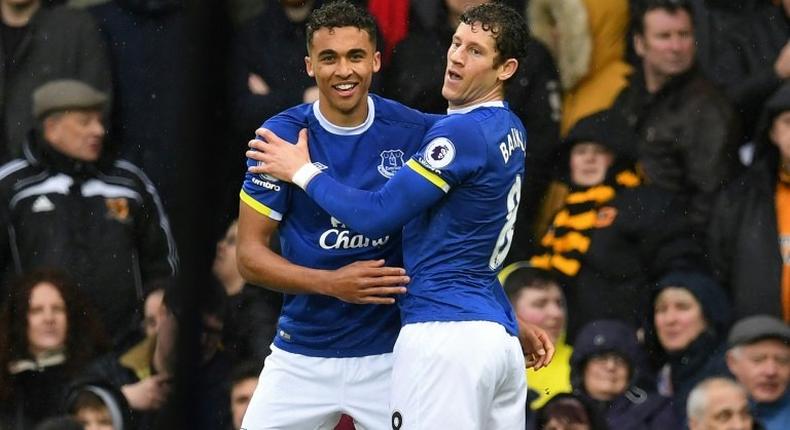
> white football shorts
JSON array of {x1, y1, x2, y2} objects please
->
[
  {"x1": 389, "y1": 321, "x2": 527, "y2": 430},
  {"x1": 240, "y1": 344, "x2": 392, "y2": 430}
]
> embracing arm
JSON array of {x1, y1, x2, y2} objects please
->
[
  {"x1": 247, "y1": 128, "x2": 446, "y2": 238},
  {"x1": 236, "y1": 201, "x2": 409, "y2": 304}
]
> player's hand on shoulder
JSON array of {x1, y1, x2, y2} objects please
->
[
  {"x1": 247, "y1": 128, "x2": 312, "y2": 183},
  {"x1": 518, "y1": 317, "x2": 555, "y2": 371},
  {"x1": 324, "y1": 259, "x2": 410, "y2": 305}
]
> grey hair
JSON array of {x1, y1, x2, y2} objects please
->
[{"x1": 687, "y1": 377, "x2": 746, "y2": 422}]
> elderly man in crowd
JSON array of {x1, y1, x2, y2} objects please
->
[
  {"x1": 687, "y1": 377, "x2": 756, "y2": 430},
  {"x1": 726, "y1": 315, "x2": 790, "y2": 430}
]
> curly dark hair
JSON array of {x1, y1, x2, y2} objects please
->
[
  {"x1": 632, "y1": 0, "x2": 694, "y2": 35},
  {"x1": 0, "y1": 269, "x2": 109, "y2": 400},
  {"x1": 459, "y1": 1, "x2": 529, "y2": 68},
  {"x1": 305, "y1": 0, "x2": 377, "y2": 48}
]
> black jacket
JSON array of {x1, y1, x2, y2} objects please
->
[
  {"x1": 713, "y1": 2, "x2": 789, "y2": 140},
  {"x1": 610, "y1": 67, "x2": 739, "y2": 234},
  {"x1": 0, "y1": 5, "x2": 111, "y2": 161},
  {"x1": 707, "y1": 82, "x2": 789, "y2": 319},
  {"x1": 0, "y1": 136, "x2": 178, "y2": 345}
]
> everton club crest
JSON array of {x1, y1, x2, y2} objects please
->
[{"x1": 378, "y1": 149, "x2": 405, "y2": 178}]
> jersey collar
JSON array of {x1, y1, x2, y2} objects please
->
[
  {"x1": 446, "y1": 100, "x2": 505, "y2": 115},
  {"x1": 313, "y1": 96, "x2": 375, "y2": 135}
]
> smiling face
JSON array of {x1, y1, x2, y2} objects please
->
[
  {"x1": 305, "y1": 26, "x2": 380, "y2": 126},
  {"x1": 442, "y1": 21, "x2": 517, "y2": 109},
  {"x1": 27, "y1": 282, "x2": 68, "y2": 357},
  {"x1": 654, "y1": 287, "x2": 707, "y2": 353},
  {"x1": 583, "y1": 352, "x2": 630, "y2": 401},
  {"x1": 728, "y1": 339, "x2": 790, "y2": 404}
]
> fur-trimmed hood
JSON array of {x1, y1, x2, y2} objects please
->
[{"x1": 528, "y1": 0, "x2": 629, "y2": 91}]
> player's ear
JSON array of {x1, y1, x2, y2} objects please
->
[
  {"x1": 497, "y1": 58, "x2": 518, "y2": 82},
  {"x1": 372, "y1": 51, "x2": 381, "y2": 73},
  {"x1": 305, "y1": 56, "x2": 315, "y2": 77}
]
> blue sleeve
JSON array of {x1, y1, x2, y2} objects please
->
[
  {"x1": 240, "y1": 114, "x2": 303, "y2": 220},
  {"x1": 304, "y1": 163, "x2": 446, "y2": 238},
  {"x1": 303, "y1": 117, "x2": 485, "y2": 237}
]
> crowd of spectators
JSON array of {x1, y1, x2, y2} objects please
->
[{"x1": 0, "y1": 0, "x2": 788, "y2": 429}]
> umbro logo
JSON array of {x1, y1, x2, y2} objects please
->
[{"x1": 31, "y1": 195, "x2": 55, "y2": 212}]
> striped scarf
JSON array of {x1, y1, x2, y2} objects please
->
[{"x1": 530, "y1": 170, "x2": 640, "y2": 277}]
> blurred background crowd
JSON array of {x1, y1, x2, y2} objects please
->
[{"x1": 0, "y1": 0, "x2": 788, "y2": 429}]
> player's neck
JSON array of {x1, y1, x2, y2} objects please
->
[
  {"x1": 447, "y1": 88, "x2": 504, "y2": 111},
  {"x1": 317, "y1": 97, "x2": 370, "y2": 128}
]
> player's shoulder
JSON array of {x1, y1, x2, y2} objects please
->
[
  {"x1": 371, "y1": 94, "x2": 441, "y2": 130},
  {"x1": 261, "y1": 103, "x2": 313, "y2": 141}
]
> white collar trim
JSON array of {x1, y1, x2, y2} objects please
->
[
  {"x1": 313, "y1": 96, "x2": 375, "y2": 135},
  {"x1": 447, "y1": 100, "x2": 505, "y2": 115}
]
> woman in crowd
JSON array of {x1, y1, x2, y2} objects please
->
[
  {"x1": 645, "y1": 270, "x2": 734, "y2": 424},
  {"x1": 0, "y1": 269, "x2": 108, "y2": 429},
  {"x1": 571, "y1": 319, "x2": 677, "y2": 429}
]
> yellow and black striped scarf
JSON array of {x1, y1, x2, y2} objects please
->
[{"x1": 530, "y1": 170, "x2": 640, "y2": 277}]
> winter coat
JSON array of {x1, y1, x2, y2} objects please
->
[
  {"x1": 708, "y1": 82, "x2": 790, "y2": 320},
  {"x1": 645, "y1": 271, "x2": 734, "y2": 425},
  {"x1": 610, "y1": 67, "x2": 739, "y2": 234},
  {"x1": 0, "y1": 5, "x2": 111, "y2": 161},
  {"x1": 713, "y1": 2, "x2": 789, "y2": 140},
  {"x1": 87, "y1": 0, "x2": 187, "y2": 209},
  {"x1": 529, "y1": 0, "x2": 632, "y2": 136},
  {"x1": 0, "y1": 135, "x2": 178, "y2": 345},
  {"x1": 571, "y1": 320, "x2": 679, "y2": 430},
  {"x1": 223, "y1": 284, "x2": 282, "y2": 364}
]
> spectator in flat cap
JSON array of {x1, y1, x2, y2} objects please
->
[
  {"x1": 726, "y1": 315, "x2": 790, "y2": 430},
  {"x1": 0, "y1": 79, "x2": 178, "y2": 348},
  {"x1": 0, "y1": 0, "x2": 111, "y2": 162}
]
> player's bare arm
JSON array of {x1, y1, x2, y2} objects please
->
[
  {"x1": 246, "y1": 128, "x2": 311, "y2": 182},
  {"x1": 518, "y1": 316, "x2": 555, "y2": 371},
  {"x1": 237, "y1": 203, "x2": 409, "y2": 304}
]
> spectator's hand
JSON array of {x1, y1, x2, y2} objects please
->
[
  {"x1": 518, "y1": 318, "x2": 555, "y2": 371},
  {"x1": 248, "y1": 73, "x2": 270, "y2": 96},
  {"x1": 775, "y1": 41, "x2": 790, "y2": 80},
  {"x1": 323, "y1": 259, "x2": 409, "y2": 305},
  {"x1": 121, "y1": 374, "x2": 172, "y2": 411},
  {"x1": 247, "y1": 128, "x2": 311, "y2": 182},
  {"x1": 303, "y1": 86, "x2": 319, "y2": 103}
]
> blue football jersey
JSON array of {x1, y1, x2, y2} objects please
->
[
  {"x1": 401, "y1": 101, "x2": 526, "y2": 335},
  {"x1": 240, "y1": 95, "x2": 437, "y2": 357},
  {"x1": 302, "y1": 101, "x2": 527, "y2": 336}
]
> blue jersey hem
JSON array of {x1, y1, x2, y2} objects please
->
[
  {"x1": 402, "y1": 315, "x2": 519, "y2": 337},
  {"x1": 272, "y1": 337, "x2": 396, "y2": 358}
]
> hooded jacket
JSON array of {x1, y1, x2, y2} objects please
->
[
  {"x1": 708, "y1": 82, "x2": 790, "y2": 320},
  {"x1": 645, "y1": 271, "x2": 734, "y2": 425},
  {"x1": 0, "y1": 134, "x2": 178, "y2": 345},
  {"x1": 531, "y1": 112, "x2": 703, "y2": 340},
  {"x1": 571, "y1": 320, "x2": 679, "y2": 430}
]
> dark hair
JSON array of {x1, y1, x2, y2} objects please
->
[
  {"x1": 632, "y1": 0, "x2": 694, "y2": 35},
  {"x1": 459, "y1": 1, "x2": 529, "y2": 67},
  {"x1": 230, "y1": 360, "x2": 263, "y2": 388},
  {"x1": 70, "y1": 389, "x2": 107, "y2": 412},
  {"x1": 306, "y1": 0, "x2": 377, "y2": 48},
  {"x1": 534, "y1": 393, "x2": 606, "y2": 430},
  {"x1": 502, "y1": 265, "x2": 560, "y2": 302},
  {"x1": 0, "y1": 269, "x2": 109, "y2": 400}
]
